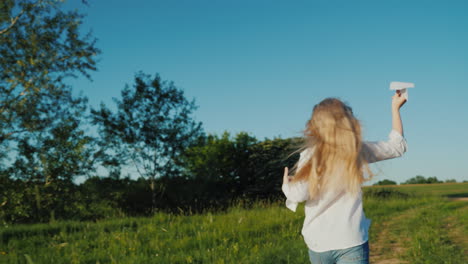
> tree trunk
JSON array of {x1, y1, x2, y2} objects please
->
[{"x1": 150, "y1": 177, "x2": 156, "y2": 214}]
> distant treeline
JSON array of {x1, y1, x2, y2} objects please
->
[
  {"x1": 1, "y1": 129, "x2": 301, "y2": 224},
  {"x1": 374, "y1": 176, "x2": 464, "y2": 186}
]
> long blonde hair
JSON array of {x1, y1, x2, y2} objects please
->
[{"x1": 290, "y1": 98, "x2": 373, "y2": 199}]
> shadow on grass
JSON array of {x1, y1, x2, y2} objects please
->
[
  {"x1": 364, "y1": 188, "x2": 411, "y2": 199},
  {"x1": 445, "y1": 193, "x2": 468, "y2": 198}
]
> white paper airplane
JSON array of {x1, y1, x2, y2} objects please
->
[{"x1": 390, "y1": 81, "x2": 415, "y2": 101}]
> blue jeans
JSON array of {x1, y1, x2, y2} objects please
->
[{"x1": 308, "y1": 241, "x2": 369, "y2": 264}]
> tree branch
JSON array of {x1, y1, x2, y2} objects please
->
[
  {"x1": 0, "y1": 0, "x2": 43, "y2": 35},
  {"x1": 0, "y1": 8, "x2": 25, "y2": 35}
]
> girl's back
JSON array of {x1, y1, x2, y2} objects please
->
[{"x1": 282, "y1": 94, "x2": 407, "y2": 263}]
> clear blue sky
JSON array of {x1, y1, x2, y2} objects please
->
[{"x1": 65, "y1": 0, "x2": 468, "y2": 184}]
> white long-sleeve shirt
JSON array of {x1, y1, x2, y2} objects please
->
[{"x1": 281, "y1": 130, "x2": 407, "y2": 252}]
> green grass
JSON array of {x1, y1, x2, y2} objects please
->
[
  {"x1": 366, "y1": 182, "x2": 468, "y2": 197},
  {"x1": 0, "y1": 183, "x2": 467, "y2": 264},
  {"x1": 403, "y1": 201, "x2": 467, "y2": 264}
]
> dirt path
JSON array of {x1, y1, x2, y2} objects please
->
[
  {"x1": 369, "y1": 207, "x2": 425, "y2": 264},
  {"x1": 450, "y1": 197, "x2": 468, "y2": 201},
  {"x1": 371, "y1": 201, "x2": 468, "y2": 264},
  {"x1": 445, "y1": 203, "x2": 468, "y2": 258}
]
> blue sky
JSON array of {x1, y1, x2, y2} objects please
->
[{"x1": 65, "y1": 0, "x2": 468, "y2": 184}]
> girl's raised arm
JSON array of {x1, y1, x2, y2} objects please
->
[
  {"x1": 392, "y1": 90, "x2": 407, "y2": 136},
  {"x1": 362, "y1": 92, "x2": 407, "y2": 163}
]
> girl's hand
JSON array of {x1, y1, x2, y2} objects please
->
[
  {"x1": 392, "y1": 90, "x2": 407, "y2": 111},
  {"x1": 283, "y1": 167, "x2": 292, "y2": 185}
]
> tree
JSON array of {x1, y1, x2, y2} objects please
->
[
  {"x1": 180, "y1": 132, "x2": 238, "y2": 182},
  {"x1": 402, "y1": 175, "x2": 442, "y2": 184},
  {"x1": 426, "y1": 176, "x2": 442, "y2": 184},
  {"x1": 246, "y1": 137, "x2": 300, "y2": 198},
  {"x1": 180, "y1": 133, "x2": 300, "y2": 199},
  {"x1": 6, "y1": 91, "x2": 96, "y2": 222},
  {"x1": 402, "y1": 175, "x2": 426, "y2": 184},
  {"x1": 10, "y1": 93, "x2": 94, "y2": 183},
  {"x1": 0, "y1": 0, "x2": 99, "y2": 147},
  {"x1": 178, "y1": 131, "x2": 259, "y2": 198},
  {"x1": 91, "y1": 72, "x2": 203, "y2": 212},
  {"x1": 0, "y1": 0, "x2": 99, "y2": 222},
  {"x1": 373, "y1": 179, "x2": 398, "y2": 186}
]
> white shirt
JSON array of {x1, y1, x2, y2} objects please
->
[{"x1": 281, "y1": 130, "x2": 407, "y2": 252}]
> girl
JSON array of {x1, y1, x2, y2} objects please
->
[{"x1": 281, "y1": 92, "x2": 407, "y2": 264}]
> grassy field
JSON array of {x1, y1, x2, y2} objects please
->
[
  {"x1": 368, "y1": 182, "x2": 468, "y2": 197},
  {"x1": 1, "y1": 183, "x2": 467, "y2": 264}
]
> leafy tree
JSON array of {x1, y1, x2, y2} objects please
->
[
  {"x1": 178, "y1": 131, "x2": 259, "y2": 201},
  {"x1": 7, "y1": 92, "x2": 96, "y2": 222},
  {"x1": 402, "y1": 175, "x2": 442, "y2": 184},
  {"x1": 180, "y1": 133, "x2": 300, "y2": 199},
  {"x1": 91, "y1": 72, "x2": 203, "y2": 212},
  {"x1": 10, "y1": 94, "x2": 93, "y2": 182},
  {"x1": 426, "y1": 176, "x2": 442, "y2": 184},
  {"x1": 180, "y1": 132, "x2": 257, "y2": 180},
  {"x1": 402, "y1": 175, "x2": 426, "y2": 184},
  {"x1": 0, "y1": 0, "x2": 99, "y2": 222},
  {"x1": 0, "y1": 0, "x2": 99, "y2": 147},
  {"x1": 246, "y1": 137, "x2": 300, "y2": 198},
  {"x1": 445, "y1": 179, "x2": 457, "y2": 183},
  {"x1": 181, "y1": 132, "x2": 238, "y2": 182},
  {"x1": 373, "y1": 179, "x2": 398, "y2": 186}
]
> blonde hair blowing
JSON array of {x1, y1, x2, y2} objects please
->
[{"x1": 290, "y1": 98, "x2": 373, "y2": 199}]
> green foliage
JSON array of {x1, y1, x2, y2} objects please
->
[
  {"x1": 0, "y1": 0, "x2": 99, "y2": 222},
  {"x1": 91, "y1": 73, "x2": 203, "y2": 178},
  {"x1": 91, "y1": 72, "x2": 204, "y2": 211},
  {"x1": 180, "y1": 131, "x2": 257, "y2": 183},
  {"x1": 1, "y1": 92, "x2": 96, "y2": 223},
  {"x1": 373, "y1": 179, "x2": 398, "y2": 186},
  {"x1": 0, "y1": 0, "x2": 100, "y2": 146},
  {"x1": 179, "y1": 132, "x2": 300, "y2": 201},
  {"x1": 403, "y1": 175, "x2": 443, "y2": 184},
  {"x1": 0, "y1": 130, "x2": 303, "y2": 223},
  {"x1": 0, "y1": 177, "x2": 121, "y2": 224},
  {"x1": 80, "y1": 176, "x2": 152, "y2": 216},
  {"x1": 246, "y1": 137, "x2": 301, "y2": 197},
  {"x1": 10, "y1": 94, "x2": 94, "y2": 183},
  {"x1": 0, "y1": 177, "x2": 32, "y2": 223}
]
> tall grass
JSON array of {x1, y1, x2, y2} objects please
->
[{"x1": 0, "y1": 184, "x2": 466, "y2": 264}]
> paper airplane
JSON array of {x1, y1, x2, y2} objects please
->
[{"x1": 390, "y1": 81, "x2": 415, "y2": 101}]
